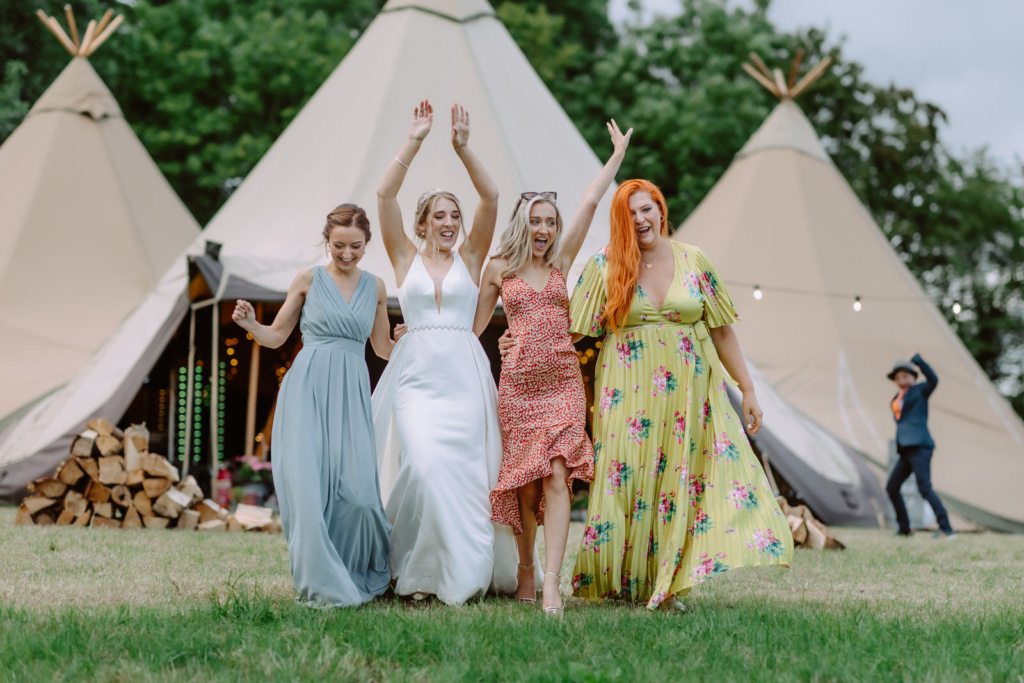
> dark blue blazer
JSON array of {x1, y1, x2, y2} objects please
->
[{"x1": 892, "y1": 354, "x2": 938, "y2": 449}]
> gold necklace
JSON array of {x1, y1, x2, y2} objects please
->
[{"x1": 641, "y1": 244, "x2": 661, "y2": 269}]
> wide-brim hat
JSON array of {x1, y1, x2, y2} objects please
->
[{"x1": 887, "y1": 361, "x2": 919, "y2": 381}]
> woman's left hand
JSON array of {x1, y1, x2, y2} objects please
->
[
  {"x1": 451, "y1": 103, "x2": 470, "y2": 148},
  {"x1": 741, "y1": 391, "x2": 763, "y2": 435}
]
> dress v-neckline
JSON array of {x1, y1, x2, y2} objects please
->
[
  {"x1": 419, "y1": 252, "x2": 459, "y2": 313},
  {"x1": 321, "y1": 266, "x2": 365, "y2": 306},
  {"x1": 637, "y1": 246, "x2": 679, "y2": 312},
  {"x1": 514, "y1": 267, "x2": 556, "y2": 295}
]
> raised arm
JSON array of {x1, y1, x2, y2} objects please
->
[
  {"x1": 451, "y1": 103, "x2": 499, "y2": 278},
  {"x1": 473, "y1": 258, "x2": 504, "y2": 336},
  {"x1": 557, "y1": 120, "x2": 632, "y2": 275},
  {"x1": 231, "y1": 269, "x2": 311, "y2": 349},
  {"x1": 377, "y1": 100, "x2": 433, "y2": 277},
  {"x1": 709, "y1": 324, "x2": 763, "y2": 434},
  {"x1": 912, "y1": 353, "x2": 939, "y2": 396}
]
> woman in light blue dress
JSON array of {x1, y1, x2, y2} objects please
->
[{"x1": 232, "y1": 204, "x2": 402, "y2": 607}]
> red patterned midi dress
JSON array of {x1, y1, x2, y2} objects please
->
[{"x1": 491, "y1": 268, "x2": 596, "y2": 533}]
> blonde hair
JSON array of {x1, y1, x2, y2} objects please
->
[
  {"x1": 493, "y1": 196, "x2": 563, "y2": 280},
  {"x1": 414, "y1": 190, "x2": 465, "y2": 256}
]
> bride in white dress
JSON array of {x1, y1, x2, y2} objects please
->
[{"x1": 372, "y1": 100, "x2": 519, "y2": 604}]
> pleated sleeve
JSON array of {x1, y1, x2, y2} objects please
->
[
  {"x1": 693, "y1": 247, "x2": 739, "y2": 328},
  {"x1": 569, "y1": 250, "x2": 609, "y2": 338}
]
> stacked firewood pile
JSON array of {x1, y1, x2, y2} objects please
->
[
  {"x1": 15, "y1": 418, "x2": 281, "y2": 533},
  {"x1": 777, "y1": 497, "x2": 845, "y2": 550}
]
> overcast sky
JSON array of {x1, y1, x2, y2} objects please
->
[{"x1": 609, "y1": 0, "x2": 1024, "y2": 169}]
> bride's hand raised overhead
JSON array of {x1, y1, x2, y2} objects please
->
[
  {"x1": 451, "y1": 102, "x2": 470, "y2": 148},
  {"x1": 409, "y1": 100, "x2": 433, "y2": 141}
]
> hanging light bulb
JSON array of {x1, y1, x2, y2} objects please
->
[
  {"x1": 952, "y1": 302, "x2": 962, "y2": 315},
  {"x1": 853, "y1": 296, "x2": 862, "y2": 312},
  {"x1": 753, "y1": 285, "x2": 763, "y2": 301}
]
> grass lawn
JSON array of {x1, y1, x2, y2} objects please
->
[{"x1": 2, "y1": 505, "x2": 1023, "y2": 682}]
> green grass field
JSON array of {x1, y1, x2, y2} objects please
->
[{"x1": 2, "y1": 505, "x2": 1023, "y2": 682}]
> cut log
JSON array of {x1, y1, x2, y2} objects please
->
[
  {"x1": 133, "y1": 490, "x2": 153, "y2": 517},
  {"x1": 787, "y1": 515, "x2": 808, "y2": 545},
  {"x1": 91, "y1": 515, "x2": 120, "y2": 529},
  {"x1": 70, "y1": 429, "x2": 99, "y2": 457},
  {"x1": 57, "y1": 458, "x2": 86, "y2": 487},
  {"x1": 142, "y1": 515, "x2": 170, "y2": 530},
  {"x1": 122, "y1": 506, "x2": 143, "y2": 529},
  {"x1": 197, "y1": 519, "x2": 226, "y2": 532},
  {"x1": 234, "y1": 504, "x2": 274, "y2": 531},
  {"x1": 85, "y1": 417, "x2": 116, "y2": 436},
  {"x1": 93, "y1": 502, "x2": 114, "y2": 519},
  {"x1": 152, "y1": 488, "x2": 192, "y2": 519},
  {"x1": 96, "y1": 434, "x2": 123, "y2": 456},
  {"x1": 263, "y1": 519, "x2": 283, "y2": 534},
  {"x1": 178, "y1": 509, "x2": 200, "y2": 531},
  {"x1": 35, "y1": 512, "x2": 55, "y2": 526},
  {"x1": 125, "y1": 469, "x2": 145, "y2": 487},
  {"x1": 64, "y1": 490, "x2": 88, "y2": 516},
  {"x1": 142, "y1": 478, "x2": 171, "y2": 498},
  {"x1": 805, "y1": 517, "x2": 827, "y2": 550},
  {"x1": 226, "y1": 515, "x2": 243, "y2": 532},
  {"x1": 85, "y1": 480, "x2": 111, "y2": 504},
  {"x1": 77, "y1": 456, "x2": 99, "y2": 481},
  {"x1": 56, "y1": 508, "x2": 77, "y2": 526},
  {"x1": 22, "y1": 495, "x2": 56, "y2": 515},
  {"x1": 15, "y1": 505, "x2": 34, "y2": 526},
  {"x1": 141, "y1": 454, "x2": 180, "y2": 483},
  {"x1": 195, "y1": 499, "x2": 228, "y2": 524},
  {"x1": 72, "y1": 510, "x2": 93, "y2": 527},
  {"x1": 123, "y1": 424, "x2": 150, "y2": 471},
  {"x1": 111, "y1": 485, "x2": 132, "y2": 508},
  {"x1": 30, "y1": 477, "x2": 67, "y2": 499},
  {"x1": 176, "y1": 475, "x2": 204, "y2": 506},
  {"x1": 97, "y1": 456, "x2": 127, "y2": 485}
]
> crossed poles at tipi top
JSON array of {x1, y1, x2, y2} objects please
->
[
  {"x1": 742, "y1": 50, "x2": 833, "y2": 100},
  {"x1": 36, "y1": 5, "x2": 124, "y2": 58}
]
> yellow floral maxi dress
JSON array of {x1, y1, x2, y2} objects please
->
[{"x1": 569, "y1": 241, "x2": 793, "y2": 609}]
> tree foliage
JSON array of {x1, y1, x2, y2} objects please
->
[{"x1": 1, "y1": 0, "x2": 1021, "y2": 412}]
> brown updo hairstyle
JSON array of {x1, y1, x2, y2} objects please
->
[{"x1": 321, "y1": 203, "x2": 372, "y2": 245}]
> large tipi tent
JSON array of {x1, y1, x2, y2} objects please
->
[
  {"x1": 197, "y1": 0, "x2": 614, "y2": 298},
  {"x1": 0, "y1": 11, "x2": 199, "y2": 497},
  {"x1": 674, "y1": 56, "x2": 1024, "y2": 532},
  {"x1": 0, "y1": 10, "x2": 199, "y2": 427}
]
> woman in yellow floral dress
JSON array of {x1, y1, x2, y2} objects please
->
[{"x1": 566, "y1": 179, "x2": 792, "y2": 610}]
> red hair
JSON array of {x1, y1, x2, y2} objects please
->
[{"x1": 603, "y1": 179, "x2": 670, "y2": 333}]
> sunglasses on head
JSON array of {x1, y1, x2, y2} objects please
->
[{"x1": 512, "y1": 191, "x2": 557, "y2": 217}]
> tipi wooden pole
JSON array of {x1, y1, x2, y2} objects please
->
[
  {"x1": 36, "y1": 13, "x2": 76, "y2": 56},
  {"x1": 748, "y1": 53, "x2": 774, "y2": 81},
  {"x1": 78, "y1": 19, "x2": 97, "y2": 56},
  {"x1": 83, "y1": 15, "x2": 124, "y2": 57},
  {"x1": 787, "y1": 49, "x2": 805, "y2": 89},
  {"x1": 94, "y1": 9, "x2": 115, "y2": 37},
  {"x1": 742, "y1": 63, "x2": 780, "y2": 97},
  {"x1": 789, "y1": 57, "x2": 833, "y2": 98},
  {"x1": 63, "y1": 5, "x2": 80, "y2": 50},
  {"x1": 244, "y1": 303, "x2": 263, "y2": 454},
  {"x1": 773, "y1": 68, "x2": 789, "y2": 97}
]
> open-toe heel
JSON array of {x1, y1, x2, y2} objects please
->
[
  {"x1": 517, "y1": 563, "x2": 536, "y2": 604},
  {"x1": 542, "y1": 571, "x2": 563, "y2": 616}
]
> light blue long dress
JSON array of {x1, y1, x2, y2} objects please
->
[{"x1": 271, "y1": 266, "x2": 391, "y2": 606}]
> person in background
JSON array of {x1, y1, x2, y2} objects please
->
[{"x1": 886, "y1": 354, "x2": 956, "y2": 539}]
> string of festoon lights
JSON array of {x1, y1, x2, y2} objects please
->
[{"x1": 735, "y1": 281, "x2": 964, "y2": 316}]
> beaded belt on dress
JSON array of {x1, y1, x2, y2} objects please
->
[
  {"x1": 302, "y1": 335, "x2": 364, "y2": 355},
  {"x1": 405, "y1": 323, "x2": 472, "y2": 333}
]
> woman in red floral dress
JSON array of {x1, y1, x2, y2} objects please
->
[{"x1": 473, "y1": 120, "x2": 631, "y2": 613}]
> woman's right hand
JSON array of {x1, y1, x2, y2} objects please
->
[
  {"x1": 497, "y1": 329, "x2": 515, "y2": 359},
  {"x1": 409, "y1": 100, "x2": 433, "y2": 141},
  {"x1": 232, "y1": 300, "x2": 256, "y2": 329}
]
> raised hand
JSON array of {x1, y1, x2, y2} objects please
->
[
  {"x1": 409, "y1": 100, "x2": 433, "y2": 141},
  {"x1": 451, "y1": 102, "x2": 470, "y2": 148},
  {"x1": 607, "y1": 118, "x2": 632, "y2": 156},
  {"x1": 232, "y1": 299, "x2": 256, "y2": 330}
]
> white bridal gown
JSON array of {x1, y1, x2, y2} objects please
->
[{"x1": 372, "y1": 252, "x2": 519, "y2": 604}]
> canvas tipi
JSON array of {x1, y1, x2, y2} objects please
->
[
  {"x1": 674, "y1": 55, "x2": 1024, "y2": 532},
  {"x1": 0, "y1": 10, "x2": 199, "y2": 497},
  {"x1": 0, "y1": 9, "x2": 199, "y2": 426}
]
